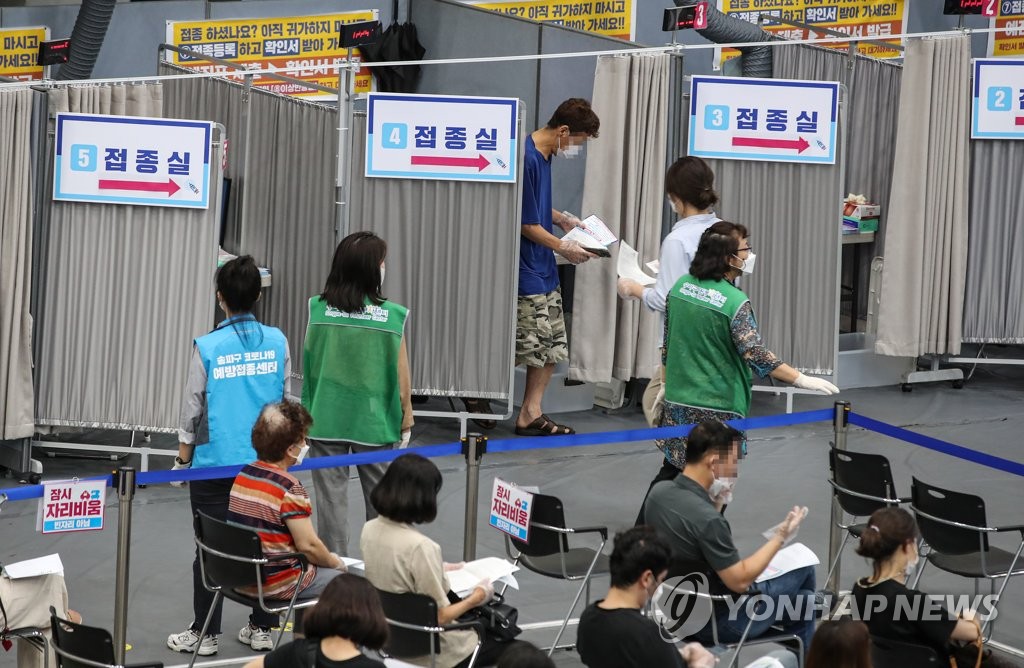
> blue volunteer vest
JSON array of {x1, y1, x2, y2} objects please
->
[{"x1": 193, "y1": 315, "x2": 288, "y2": 468}]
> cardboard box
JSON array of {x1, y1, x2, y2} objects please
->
[
  {"x1": 843, "y1": 201, "x2": 881, "y2": 219},
  {"x1": 844, "y1": 216, "x2": 878, "y2": 233}
]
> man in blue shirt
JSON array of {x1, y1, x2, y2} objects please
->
[{"x1": 515, "y1": 98, "x2": 600, "y2": 437}]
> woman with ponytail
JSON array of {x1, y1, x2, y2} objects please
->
[{"x1": 852, "y1": 507, "x2": 985, "y2": 659}]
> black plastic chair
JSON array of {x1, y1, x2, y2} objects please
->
[
  {"x1": 374, "y1": 589, "x2": 483, "y2": 668},
  {"x1": 1, "y1": 626, "x2": 49, "y2": 668},
  {"x1": 501, "y1": 493, "x2": 608, "y2": 655},
  {"x1": 49, "y1": 607, "x2": 162, "y2": 668},
  {"x1": 910, "y1": 477, "x2": 1024, "y2": 638},
  {"x1": 826, "y1": 448, "x2": 909, "y2": 585},
  {"x1": 870, "y1": 636, "x2": 944, "y2": 668},
  {"x1": 663, "y1": 560, "x2": 804, "y2": 668},
  {"x1": 191, "y1": 510, "x2": 319, "y2": 668}
]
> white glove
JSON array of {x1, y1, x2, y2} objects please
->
[
  {"x1": 558, "y1": 210, "x2": 582, "y2": 232},
  {"x1": 770, "y1": 506, "x2": 809, "y2": 545},
  {"x1": 330, "y1": 553, "x2": 348, "y2": 572},
  {"x1": 556, "y1": 238, "x2": 596, "y2": 265},
  {"x1": 399, "y1": 429, "x2": 411, "y2": 449},
  {"x1": 681, "y1": 642, "x2": 718, "y2": 668},
  {"x1": 474, "y1": 579, "x2": 495, "y2": 605},
  {"x1": 170, "y1": 457, "x2": 191, "y2": 488},
  {"x1": 617, "y1": 277, "x2": 642, "y2": 300},
  {"x1": 793, "y1": 373, "x2": 840, "y2": 395}
]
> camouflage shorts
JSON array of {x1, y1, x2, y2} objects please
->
[{"x1": 516, "y1": 289, "x2": 568, "y2": 368}]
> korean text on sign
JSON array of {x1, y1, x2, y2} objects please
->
[
  {"x1": 688, "y1": 75, "x2": 840, "y2": 165},
  {"x1": 0, "y1": 26, "x2": 49, "y2": 81},
  {"x1": 40, "y1": 479, "x2": 106, "y2": 534},
  {"x1": 989, "y1": 1, "x2": 1024, "y2": 57},
  {"x1": 971, "y1": 59, "x2": 1024, "y2": 139},
  {"x1": 718, "y1": 0, "x2": 907, "y2": 64},
  {"x1": 468, "y1": 0, "x2": 634, "y2": 40},
  {"x1": 165, "y1": 11, "x2": 378, "y2": 99},
  {"x1": 489, "y1": 478, "x2": 533, "y2": 541}
]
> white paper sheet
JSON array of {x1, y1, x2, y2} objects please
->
[
  {"x1": 755, "y1": 542, "x2": 819, "y2": 583},
  {"x1": 646, "y1": 259, "x2": 660, "y2": 274},
  {"x1": 447, "y1": 557, "x2": 520, "y2": 595},
  {"x1": 617, "y1": 241, "x2": 656, "y2": 286},
  {"x1": 342, "y1": 557, "x2": 364, "y2": 570},
  {"x1": 562, "y1": 214, "x2": 617, "y2": 250},
  {"x1": 3, "y1": 553, "x2": 64, "y2": 579}
]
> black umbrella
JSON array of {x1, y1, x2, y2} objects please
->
[{"x1": 359, "y1": 19, "x2": 425, "y2": 93}]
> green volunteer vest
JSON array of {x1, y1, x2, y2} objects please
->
[
  {"x1": 302, "y1": 295, "x2": 408, "y2": 445},
  {"x1": 665, "y1": 275, "x2": 752, "y2": 416}
]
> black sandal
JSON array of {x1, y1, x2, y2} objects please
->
[
  {"x1": 461, "y1": 398, "x2": 497, "y2": 430},
  {"x1": 514, "y1": 415, "x2": 575, "y2": 436}
]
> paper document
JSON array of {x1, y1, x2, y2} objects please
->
[
  {"x1": 646, "y1": 259, "x2": 660, "y2": 274},
  {"x1": 562, "y1": 215, "x2": 617, "y2": 252},
  {"x1": 755, "y1": 543, "x2": 819, "y2": 583},
  {"x1": 617, "y1": 241, "x2": 656, "y2": 286},
  {"x1": 342, "y1": 557, "x2": 364, "y2": 570},
  {"x1": 3, "y1": 553, "x2": 64, "y2": 579},
  {"x1": 447, "y1": 557, "x2": 520, "y2": 596}
]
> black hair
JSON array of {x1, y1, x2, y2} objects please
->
[
  {"x1": 546, "y1": 98, "x2": 600, "y2": 137},
  {"x1": 370, "y1": 453, "x2": 443, "y2": 524},
  {"x1": 322, "y1": 231, "x2": 387, "y2": 314},
  {"x1": 608, "y1": 526, "x2": 672, "y2": 589},
  {"x1": 302, "y1": 574, "x2": 388, "y2": 649},
  {"x1": 684, "y1": 420, "x2": 742, "y2": 465},
  {"x1": 496, "y1": 641, "x2": 556, "y2": 668},
  {"x1": 216, "y1": 255, "x2": 262, "y2": 313},
  {"x1": 806, "y1": 620, "x2": 872, "y2": 668},
  {"x1": 251, "y1": 400, "x2": 313, "y2": 463},
  {"x1": 666, "y1": 156, "x2": 718, "y2": 212},
  {"x1": 855, "y1": 507, "x2": 919, "y2": 579},
  {"x1": 689, "y1": 221, "x2": 749, "y2": 281}
]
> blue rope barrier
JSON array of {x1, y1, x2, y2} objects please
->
[
  {"x1": 849, "y1": 412, "x2": 1024, "y2": 478},
  {"x1": 2, "y1": 475, "x2": 111, "y2": 503}
]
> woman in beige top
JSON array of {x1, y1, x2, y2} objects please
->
[{"x1": 361, "y1": 454, "x2": 510, "y2": 667}]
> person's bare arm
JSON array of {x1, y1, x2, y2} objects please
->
[
  {"x1": 717, "y1": 506, "x2": 806, "y2": 593},
  {"x1": 437, "y1": 583, "x2": 492, "y2": 625},
  {"x1": 284, "y1": 516, "x2": 344, "y2": 569},
  {"x1": 243, "y1": 658, "x2": 265, "y2": 668},
  {"x1": 950, "y1": 616, "x2": 981, "y2": 642},
  {"x1": 399, "y1": 336, "x2": 413, "y2": 431}
]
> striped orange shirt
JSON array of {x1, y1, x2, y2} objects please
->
[{"x1": 227, "y1": 461, "x2": 317, "y2": 599}]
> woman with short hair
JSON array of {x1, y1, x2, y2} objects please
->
[
  {"x1": 805, "y1": 620, "x2": 871, "y2": 668},
  {"x1": 302, "y1": 231, "x2": 414, "y2": 556},
  {"x1": 242, "y1": 574, "x2": 388, "y2": 668},
  {"x1": 360, "y1": 454, "x2": 509, "y2": 668}
]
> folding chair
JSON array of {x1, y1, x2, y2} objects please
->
[
  {"x1": 500, "y1": 493, "x2": 608, "y2": 655},
  {"x1": 191, "y1": 510, "x2": 320, "y2": 668},
  {"x1": 826, "y1": 448, "x2": 909, "y2": 586},
  {"x1": 375, "y1": 589, "x2": 483, "y2": 668},
  {"x1": 869, "y1": 636, "x2": 944, "y2": 668},
  {"x1": 49, "y1": 607, "x2": 162, "y2": 668},
  {"x1": 664, "y1": 560, "x2": 804, "y2": 668},
  {"x1": 910, "y1": 477, "x2": 1024, "y2": 639},
  {"x1": 1, "y1": 626, "x2": 49, "y2": 668}
]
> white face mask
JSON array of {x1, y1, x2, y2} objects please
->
[
  {"x1": 293, "y1": 443, "x2": 310, "y2": 466},
  {"x1": 733, "y1": 252, "x2": 757, "y2": 275},
  {"x1": 708, "y1": 476, "x2": 737, "y2": 504},
  {"x1": 905, "y1": 548, "x2": 920, "y2": 578},
  {"x1": 559, "y1": 136, "x2": 582, "y2": 158},
  {"x1": 379, "y1": 262, "x2": 386, "y2": 286}
]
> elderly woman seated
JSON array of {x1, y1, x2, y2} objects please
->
[{"x1": 226, "y1": 400, "x2": 347, "y2": 641}]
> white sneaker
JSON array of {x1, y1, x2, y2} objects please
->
[
  {"x1": 238, "y1": 624, "x2": 274, "y2": 651},
  {"x1": 166, "y1": 628, "x2": 218, "y2": 655}
]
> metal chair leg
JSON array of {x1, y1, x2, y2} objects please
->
[
  {"x1": 546, "y1": 553, "x2": 600, "y2": 656},
  {"x1": 188, "y1": 591, "x2": 221, "y2": 668},
  {"x1": 824, "y1": 530, "x2": 853, "y2": 588}
]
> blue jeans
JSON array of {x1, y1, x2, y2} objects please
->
[{"x1": 696, "y1": 565, "x2": 816, "y2": 658}]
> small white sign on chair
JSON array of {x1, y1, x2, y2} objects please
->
[{"x1": 489, "y1": 478, "x2": 533, "y2": 542}]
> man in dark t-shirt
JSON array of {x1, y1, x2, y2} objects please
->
[{"x1": 577, "y1": 526, "x2": 713, "y2": 668}]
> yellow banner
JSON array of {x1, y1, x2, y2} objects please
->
[
  {"x1": 990, "y1": 1, "x2": 1024, "y2": 57},
  {"x1": 165, "y1": 12, "x2": 377, "y2": 98},
  {"x1": 469, "y1": 0, "x2": 634, "y2": 41},
  {"x1": 0, "y1": 26, "x2": 49, "y2": 81},
  {"x1": 718, "y1": 0, "x2": 907, "y2": 65}
]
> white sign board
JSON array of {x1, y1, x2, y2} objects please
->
[
  {"x1": 54, "y1": 113, "x2": 214, "y2": 208},
  {"x1": 39, "y1": 479, "x2": 106, "y2": 534},
  {"x1": 365, "y1": 93, "x2": 519, "y2": 182},
  {"x1": 688, "y1": 76, "x2": 840, "y2": 165},
  {"x1": 489, "y1": 478, "x2": 533, "y2": 541},
  {"x1": 972, "y1": 59, "x2": 1024, "y2": 139}
]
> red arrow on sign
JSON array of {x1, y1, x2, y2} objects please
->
[
  {"x1": 731, "y1": 136, "x2": 810, "y2": 153},
  {"x1": 98, "y1": 178, "x2": 181, "y2": 197},
  {"x1": 411, "y1": 154, "x2": 491, "y2": 171},
  {"x1": 1015, "y1": 117, "x2": 1024, "y2": 126}
]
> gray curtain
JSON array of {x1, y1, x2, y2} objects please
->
[
  {"x1": 34, "y1": 84, "x2": 222, "y2": 432},
  {"x1": 161, "y1": 70, "x2": 337, "y2": 376},
  {"x1": 963, "y1": 140, "x2": 1024, "y2": 343},
  {"x1": 875, "y1": 36, "x2": 970, "y2": 357},
  {"x1": 569, "y1": 53, "x2": 671, "y2": 383},
  {"x1": 349, "y1": 113, "x2": 522, "y2": 399},
  {"x1": 774, "y1": 46, "x2": 902, "y2": 316},
  {"x1": 0, "y1": 88, "x2": 36, "y2": 440}
]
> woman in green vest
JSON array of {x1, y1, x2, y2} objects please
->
[
  {"x1": 659, "y1": 220, "x2": 839, "y2": 479},
  {"x1": 302, "y1": 231, "x2": 413, "y2": 556}
]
